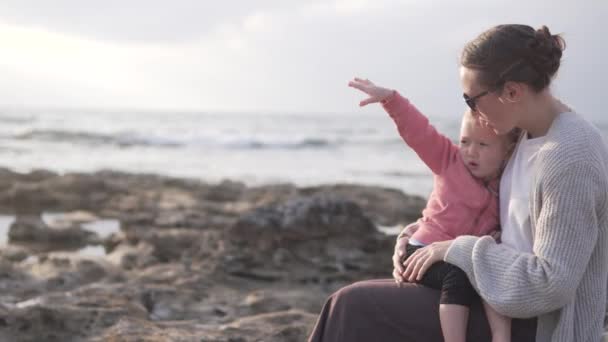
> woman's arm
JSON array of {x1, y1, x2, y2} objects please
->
[{"x1": 446, "y1": 162, "x2": 602, "y2": 318}]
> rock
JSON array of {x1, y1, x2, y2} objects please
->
[
  {"x1": 226, "y1": 194, "x2": 394, "y2": 282},
  {"x1": 8, "y1": 215, "x2": 99, "y2": 251},
  {"x1": 220, "y1": 309, "x2": 318, "y2": 342},
  {"x1": 202, "y1": 179, "x2": 247, "y2": 202},
  {"x1": 230, "y1": 194, "x2": 377, "y2": 244},
  {"x1": 106, "y1": 242, "x2": 157, "y2": 270},
  {"x1": 24, "y1": 253, "x2": 123, "y2": 292},
  {"x1": 6, "y1": 183, "x2": 57, "y2": 215},
  {"x1": 47, "y1": 210, "x2": 100, "y2": 225},
  {"x1": 146, "y1": 229, "x2": 203, "y2": 262},
  {"x1": 0, "y1": 169, "x2": 428, "y2": 340},
  {"x1": 0, "y1": 260, "x2": 42, "y2": 301},
  {"x1": 239, "y1": 291, "x2": 291, "y2": 315},
  {"x1": 237, "y1": 288, "x2": 329, "y2": 317},
  {"x1": 157, "y1": 189, "x2": 198, "y2": 210},
  {"x1": 0, "y1": 285, "x2": 148, "y2": 342},
  {"x1": 18, "y1": 169, "x2": 59, "y2": 183},
  {"x1": 93, "y1": 316, "x2": 225, "y2": 342},
  {"x1": 301, "y1": 183, "x2": 426, "y2": 226},
  {"x1": 0, "y1": 245, "x2": 29, "y2": 262}
]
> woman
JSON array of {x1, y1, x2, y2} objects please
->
[{"x1": 308, "y1": 24, "x2": 608, "y2": 342}]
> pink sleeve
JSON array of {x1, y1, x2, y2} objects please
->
[{"x1": 382, "y1": 91, "x2": 459, "y2": 175}]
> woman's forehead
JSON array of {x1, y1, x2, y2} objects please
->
[{"x1": 460, "y1": 67, "x2": 484, "y2": 93}]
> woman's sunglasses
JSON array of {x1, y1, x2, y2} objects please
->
[{"x1": 463, "y1": 89, "x2": 491, "y2": 112}]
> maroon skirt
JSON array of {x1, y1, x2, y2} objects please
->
[{"x1": 308, "y1": 279, "x2": 537, "y2": 342}]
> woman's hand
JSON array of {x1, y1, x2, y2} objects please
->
[
  {"x1": 392, "y1": 223, "x2": 419, "y2": 284},
  {"x1": 348, "y1": 77, "x2": 394, "y2": 107},
  {"x1": 402, "y1": 240, "x2": 453, "y2": 282}
]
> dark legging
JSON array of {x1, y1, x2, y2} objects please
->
[
  {"x1": 308, "y1": 279, "x2": 537, "y2": 342},
  {"x1": 406, "y1": 243, "x2": 477, "y2": 306}
]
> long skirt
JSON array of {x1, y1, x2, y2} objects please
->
[{"x1": 308, "y1": 279, "x2": 537, "y2": 342}]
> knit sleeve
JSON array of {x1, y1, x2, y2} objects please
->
[{"x1": 445, "y1": 161, "x2": 602, "y2": 318}]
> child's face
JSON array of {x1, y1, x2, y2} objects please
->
[{"x1": 459, "y1": 113, "x2": 510, "y2": 181}]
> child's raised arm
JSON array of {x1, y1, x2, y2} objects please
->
[{"x1": 349, "y1": 78, "x2": 458, "y2": 175}]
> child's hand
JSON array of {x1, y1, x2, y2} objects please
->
[
  {"x1": 348, "y1": 77, "x2": 394, "y2": 107},
  {"x1": 490, "y1": 230, "x2": 501, "y2": 242},
  {"x1": 393, "y1": 222, "x2": 419, "y2": 285},
  {"x1": 398, "y1": 222, "x2": 419, "y2": 241}
]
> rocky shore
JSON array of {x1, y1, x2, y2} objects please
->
[{"x1": 0, "y1": 168, "x2": 426, "y2": 341}]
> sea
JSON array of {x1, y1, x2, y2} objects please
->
[{"x1": 0, "y1": 108, "x2": 605, "y2": 198}]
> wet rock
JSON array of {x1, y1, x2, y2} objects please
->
[
  {"x1": 106, "y1": 242, "x2": 157, "y2": 270},
  {"x1": 0, "y1": 285, "x2": 148, "y2": 342},
  {"x1": 0, "y1": 169, "x2": 429, "y2": 340},
  {"x1": 24, "y1": 253, "x2": 123, "y2": 292},
  {"x1": 220, "y1": 310, "x2": 318, "y2": 342},
  {"x1": 47, "y1": 210, "x2": 100, "y2": 225},
  {"x1": 231, "y1": 194, "x2": 377, "y2": 244},
  {"x1": 302, "y1": 183, "x2": 426, "y2": 226},
  {"x1": 0, "y1": 245, "x2": 29, "y2": 262},
  {"x1": 226, "y1": 194, "x2": 394, "y2": 282},
  {"x1": 201, "y1": 179, "x2": 247, "y2": 202},
  {"x1": 8, "y1": 215, "x2": 99, "y2": 251}
]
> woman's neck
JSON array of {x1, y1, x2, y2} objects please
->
[{"x1": 517, "y1": 90, "x2": 570, "y2": 138}]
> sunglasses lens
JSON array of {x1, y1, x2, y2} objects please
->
[
  {"x1": 463, "y1": 94, "x2": 475, "y2": 111},
  {"x1": 466, "y1": 99, "x2": 476, "y2": 111}
]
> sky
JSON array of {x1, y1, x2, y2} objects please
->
[{"x1": 0, "y1": 0, "x2": 605, "y2": 118}]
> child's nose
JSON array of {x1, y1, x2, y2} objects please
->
[{"x1": 469, "y1": 145, "x2": 479, "y2": 157}]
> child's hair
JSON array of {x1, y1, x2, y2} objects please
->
[{"x1": 463, "y1": 109, "x2": 521, "y2": 152}]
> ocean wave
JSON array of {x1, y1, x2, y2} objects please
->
[
  {"x1": 219, "y1": 135, "x2": 407, "y2": 150},
  {"x1": 349, "y1": 169, "x2": 430, "y2": 178},
  {"x1": 222, "y1": 137, "x2": 338, "y2": 150},
  {"x1": 11, "y1": 128, "x2": 403, "y2": 151},
  {"x1": 0, "y1": 115, "x2": 35, "y2": 124},
  {"x1": 14, "y1": 130, "x2": 183, "y2": 148}
]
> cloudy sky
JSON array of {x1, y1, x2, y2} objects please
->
[{"x1": 0, "y1": 0, "x2": 605, "y2": 118}]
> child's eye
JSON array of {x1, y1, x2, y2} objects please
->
[
  {"x1": 479, "y1": 142, "x2": 489, "y2": 147},
  {"x1": 460, "y1": 140, "x2": 468, "y2": 145}
]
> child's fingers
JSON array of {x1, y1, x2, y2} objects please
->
[
  {"x1": 360, "y1": 97, "x2": 377, "y2": 107},
  {"x1": 354, "y1": 77, "x2": 370, "y2": 84},
  {"x1": 393, "y1": 269, "x2": 405, "y2": 284},
  {"x1": 402, "y1": 253, "x2": 417, "y2": 281},
  {"x1": 408, "y1": 258, "x2": 423, "y2": 282},
  {"x1": 348, "y1": 81, "x2": 368, "y2": 94},
  {"x1": 393, "y1": 253, "x2": 404, "y2": 274}
]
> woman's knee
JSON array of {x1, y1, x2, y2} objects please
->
[
  {"x1": 331, "y1": 281, "x2": 364, "y2": 303},
  {"x1": 328, "y1": 280, "x2": 377, "y2": 311}
]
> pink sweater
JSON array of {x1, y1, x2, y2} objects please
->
[{"x1": 382, "y1": 92, "x2": 499, "y2": 245}]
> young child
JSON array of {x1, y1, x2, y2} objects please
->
[{"x1": 349, "y1": 77, "x2": 519, "y2": 342}]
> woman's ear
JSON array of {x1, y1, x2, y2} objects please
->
[{"x1": 499, "y1": 81, "x2": 524, "y2": 104}]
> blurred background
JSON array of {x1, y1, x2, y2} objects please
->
[
  {"x1": 0, "y1": 0, "x2": 605, "y2": 197},
  {"x1": 0, "y1": 2, "x2": 607, "y2": 340}
]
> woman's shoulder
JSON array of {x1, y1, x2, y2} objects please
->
[
  {"x1": 536, "y1": 112, "x2": 608, "y2": 182},
  {"x1": 542, "y1": 112, "x2": 607, "y2": 162}
]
